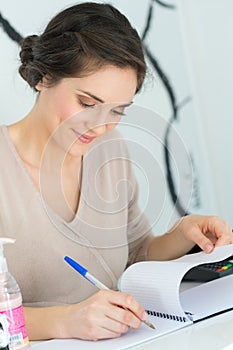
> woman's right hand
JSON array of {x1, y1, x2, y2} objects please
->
[{"x1": 60, "y1": 290, "x2": 147, "y2": 341}]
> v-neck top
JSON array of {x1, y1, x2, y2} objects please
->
[{"x1": 0, "y1": 125, "x2": 153, "y2": 307}]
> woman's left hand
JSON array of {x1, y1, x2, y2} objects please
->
[
  {"x1": 177, "y1": 214, "x2": 233, "y2": 253},
  {"x1": 148, "y1": 214, "x2": 233, "y2": 260}
]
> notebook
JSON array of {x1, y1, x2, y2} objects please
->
[{"x1": 32, "y1": 244, "x2": 233, "y2": 350}]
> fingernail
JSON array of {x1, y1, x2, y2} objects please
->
[
  {"x1": 204, "y1": 243, "x2": 213, "y2": 253},
  {"x1": 142, "y1": 311, "x2": 148, "y2": 321}
]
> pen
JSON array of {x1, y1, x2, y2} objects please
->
[{"x1": 64, "y1": 255, "x2": 155, "y2": 330}]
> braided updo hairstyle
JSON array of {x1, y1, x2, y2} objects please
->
[{"x1": 19, "y1": 2, "x2": 146, "y2": 92}]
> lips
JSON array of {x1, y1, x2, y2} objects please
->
[{"x1": 72, "y1": 129, "x2": 96, "y2": 144}]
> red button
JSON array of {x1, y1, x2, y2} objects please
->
[{"x1": 216, "y1": 268, "x2": 222, "y2": 272}]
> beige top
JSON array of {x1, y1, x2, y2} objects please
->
[{"x1": 0, "y1": 125, "x2": 153, "y2": 307}]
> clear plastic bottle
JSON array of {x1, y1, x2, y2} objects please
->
[
  {"x1": 0, "y1": 239, "x2": 29, "y2": 350},
  {"x1": 0, "y1": 314, "x2": 10, "y2": 350}
]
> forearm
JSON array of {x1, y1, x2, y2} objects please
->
[
  {"x1": 147, "y1": 226, "x2": 195, "y2": 261},
  {"x1": 23, "y1": 305, "x2": 69, "y2": 340}
]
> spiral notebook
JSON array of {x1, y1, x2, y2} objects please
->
[{"x1": 32, "y1": 244, "x2": 233, "y2": 350}]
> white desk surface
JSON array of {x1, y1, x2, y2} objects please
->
[
  {"x1": 31, "y1": 310, "x2": 233, "y2": 350},
  {"x1": 30, "y1": 282, "x2": 233, "y2": 350}
]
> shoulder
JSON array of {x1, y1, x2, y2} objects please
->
[
  {"x1": 0, "y1": 125, "x2": 6, "y2": 137},
  {"x1": 0, "y1": 125, "x2": 8, "y2": 150}
]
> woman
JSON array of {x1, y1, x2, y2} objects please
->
[{"x1": 0, "y1": 2, "x2": 232, "y2": 342}]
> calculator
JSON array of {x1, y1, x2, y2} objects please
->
[{"x1": 183, "y1": 259, "x2": 233, "y2": 282}]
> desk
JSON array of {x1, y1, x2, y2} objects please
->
[
  {"x1": 30, "y1": 310, "x2": 233, "y2": 350},
  {"x1": 30, "y1": 282, "x2": 233, "y2": 350},
  {"x1": 132, "y1": 310, "x2": 233, "y2": 350}
]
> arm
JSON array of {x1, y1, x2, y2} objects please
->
[
  {"x1": 24, "y1": 305, "x2": 68, "y2": 340},
  {"x1": 23, "y1": 290, "x2": 147, "y2": 341},
  {"x1": 147, "y1": 214, "x2": 233, "y2": 261}
]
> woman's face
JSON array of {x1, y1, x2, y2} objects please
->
[{"x1": 36, "y1": 65, "x2": 137, "y2": 157}]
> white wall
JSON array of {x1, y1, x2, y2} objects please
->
[
  {"x1": 0, "y1": 0, "x2": 232, "y2": 231},
  {"x1": 178, "y1": 0, "x2": 233, "y2": 225}
]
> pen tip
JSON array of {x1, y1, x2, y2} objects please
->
[{"x1": 144, "y1": 320, "x2": 156, "y2": 330}]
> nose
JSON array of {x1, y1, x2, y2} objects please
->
[{"x1": 91, "y1": 123, "x2": 107, "y2": 136}]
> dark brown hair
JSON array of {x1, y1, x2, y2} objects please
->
[{"x1": 19, "y1": 2, "x2": 146, "y2": 92}]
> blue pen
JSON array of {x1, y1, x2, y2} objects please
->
[
  {"x1": 64, "y1": 256, "x2": 109, "y2": 290},
  {"x1": 64, "y1": 255, "x2": 155, "y2": 330}
]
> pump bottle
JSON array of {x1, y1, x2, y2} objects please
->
[{"x1": 0, "y1": 238, "x2": 29, "y2": 350}]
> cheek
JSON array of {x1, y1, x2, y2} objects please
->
[
  {"x1": 56, "y1": 100, "x2": 82, "y2": 122},
  {"x1": 49, "y1": 90, "x2": 81, "y2": 122},
  {"x1": 107, "y1": 123, "x2": 118, "y2": 131}
]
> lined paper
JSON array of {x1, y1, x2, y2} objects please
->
[
  {"x1": 119, "y1": 245, "x2": 233, "y2": 319},
  {"x1": 32, "y1": 245, "x2": 233, "y2": 350},
  {"x1": 180, "y1": 274, "x2": 233, "y2": 321}
]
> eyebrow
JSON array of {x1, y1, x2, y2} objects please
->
[{"x1": 77, "y1": 89, "x2": 133, "y2": 107}]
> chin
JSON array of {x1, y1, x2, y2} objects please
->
[{"x1": 67, "y1": 144, "x2": 88, "y2": 158}]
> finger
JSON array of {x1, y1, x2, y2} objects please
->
[
  {"x1": 105, "y1": 290, "x2": 146, "y2": 322},
  {"x1": 105, "y1": 303, "x2": 141, "y2": 329},
  {"x1": 100, "y1": 314, "x2": 130, "y2": 334},
  {"x1": 214, "y1": 230, "x2": 233, "y2": 247},
  {"x1": 186, "y1": 226, "x2": 214, "y2": 253},
  {"x1": 84, "y1": 300, "x2": 129, "y2": 340},
  {"x1": 205, "y1": 231, "x2": 217, "y2": 245},
  {"x1": 206, "y1": 218, "x2": 233, "y2": 246}
]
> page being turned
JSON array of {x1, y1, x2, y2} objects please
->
[{"x1": 119, "y1": 244, "x2": 233, "y2": 321}]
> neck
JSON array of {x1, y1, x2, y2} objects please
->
[{"x1": 8, "y1": 113, "x2": 83, "y2": 171}]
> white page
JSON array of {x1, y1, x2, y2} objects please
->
[
  {"x1": 31, "y1": 245, "x2": 233, "y2": 350},
  {"x1": 31, "y1": 318, "x2": 189, "y2": 350},
  {"x1": 119, "y1": 245, "x2": 233, "y2": 319},
  {"x1": 180, "y1": 274, "x2": 233, "y2": 321}
]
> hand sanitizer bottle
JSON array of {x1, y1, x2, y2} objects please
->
[
  {"x1": 0, "y1": 238, "x2": 29, "y2": 349},
  {"x1": 0, "y1": 314, "x2": 10, "y2": 350}
]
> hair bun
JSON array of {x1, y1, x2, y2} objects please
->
[
  {"x1": 19, "y1": 34, "x2": 44, "y2": 89},
  {"x1": 19, "y1": 35, "x2": 39, "y2": 65}
]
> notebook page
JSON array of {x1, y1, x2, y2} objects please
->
[
  {"x1": 31, "y1": 318, "x2": 189, "y2": 350},
  {"x1": 31, "y1": 245, "x2": 233, "y2": 350},
  {"x1": 173, "y1": 244, "x2": 233, "y2": 264},
  {"x1": 180, "y1": 274, "x2": 233, "y2": 321},
  {"x1": 119, "y1": 244, "x2": 233, "y2": 319}
]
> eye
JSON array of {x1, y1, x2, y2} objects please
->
[
  {"x1": 79, "y1": 100, "x2": 96, "y2": 109},
  {"x1": 111, "y1": 107, "x2": 126, "y2": 117},
  {"x1": 76, "y1": 95, "x2": 97, "y2": 109}
]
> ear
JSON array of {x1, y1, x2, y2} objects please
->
[
  {"x1": 35, "y1": 81, "x2": 44, "y2": 92},
  {"x1": 35, "y1": 75, "x2": 50, "y2": 91}
]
